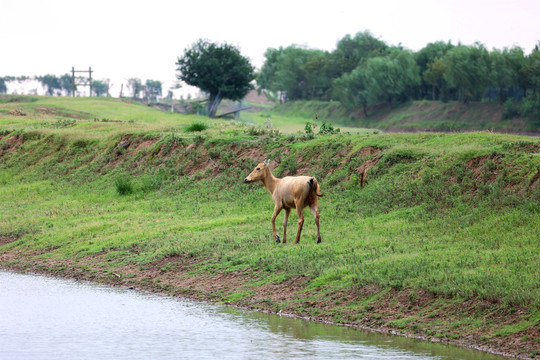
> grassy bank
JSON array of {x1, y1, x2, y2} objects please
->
[
  {"x1": 1, "y1": 96, "x2": 539, "y2": 358},
  {"x1": 271, "y1": 100, "x2": 539, "y2": 134}
]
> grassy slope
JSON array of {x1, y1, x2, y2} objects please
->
[
  {"x1": 1, "y1": 96, "x2": 539, "y2": 358},
  {"x1": 271, "y1": 100, "x2": 539, "y2": 134}
]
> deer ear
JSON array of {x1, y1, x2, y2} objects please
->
[{"x1": 264, "y1": 158, "x2": 270, "y2": 167}]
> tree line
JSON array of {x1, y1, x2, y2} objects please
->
[
  {"x1": 0, "y1": 74, "x2": 162, "y2": 100},
  {"x1": 257, "y1": 31, "x2": 540, "y2": 120}
]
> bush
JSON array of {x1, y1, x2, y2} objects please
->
[{"x1": 114, "y1": 176, "x2": 134, "y2": 195}]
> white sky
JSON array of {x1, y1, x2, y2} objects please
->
[{"x1": 1, "y1": 0, "x2": 539, "y2": 97}]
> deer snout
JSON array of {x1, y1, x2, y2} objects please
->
[{"x1": 244, "y1": 178, "x2": 249, "y2": 183}]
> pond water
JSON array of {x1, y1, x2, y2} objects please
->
[{"x1": 0, "y1": 271, "x2": 504, "y2": 360}]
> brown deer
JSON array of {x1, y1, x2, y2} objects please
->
[{"x1": 244, "y1": 160, "x2": 323, "y2": 244}]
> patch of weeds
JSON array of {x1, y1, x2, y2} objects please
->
[
  {"x1": 221, "y1": 150, "x2": 235, "y2": 166},
  {"x1": 495, "y1": 314, "x2": 540, "y2": 337},
  {"x1": 159, "y1": 262, "x2": 177, "y2": 273},
  {"x1": 304, "y1": 122, "x2": 316, "y2": 139},
  {"x1": 208, "y1": 145, "x2": 225, "y2": 159},
  {"x1": 186, "y1": 122, "x2": 208, "y2": 132},
  {"x1": 318, "y1": 121, "x2": 340, "y2": 135},
  {"x1": 114, "y1": 175, "x2": 134, "y2": 195},
  {"x1": 72, "y1": 139, "x2": 92, "y2": 149},
  {"x1": 140, "y1": 173, "x2": 164, "y2": 192},
  {"x1": 224, "y1": 291, "x2": 254, "y2": 303},
  {"x1": 193, "y1": 134, "x2": 205, "y2": 144},
  {"x1": 52, "y1": 118, "x2": 77, "y2": 128},
  {"x1": 280, "y1": 153, "x2": 297, "y2": 175}
]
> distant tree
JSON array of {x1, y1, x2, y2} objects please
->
[
  {"x1": 364, "y1": 49, "x2": 421, "y2": 107},
  {"x1": 128, "y1": 78, "x2": 143, "y2": 99},
  {"x1": 302, "y1": 52, "x2": 332, "y2": 100},
  {"x1": 443, "y1": 43, "x2": 490, "y2": 104},
  {"x1": 415, "y1": 41, "x2": 454, "y2": 99},
  {"x1": 423, "y1": 58, "x2": 448, "y2": 100},
  {"x1": 92, "y1": 80, "x2": 109, "y2": 97},
  {"x1": 0, "y1": 77, "x2": 7, "y2": 94},
  {"x1": 519, "y1": 44, "x2": 540, "y2": 125},
  {"x1": 257, "y1": 48, "x2": 280, "y2": 97},
  {"x1": 333, "y1": 68, "x2": 371, "y2": 116},
  {"x1": 37, "y1": 74, "x2": 62, "y2": 95},
  {"x1": 328, "y1": 31, "x2": 388, "y2": 77},
  {"x1": 145, "y1": 80, "x2": 162, "y2": 102},
  {"x1": 257, "y1": 46, "x2": 331, "y2": 101},
  {"x1": 176, "y1": 39, "x2": 255, "y2": 118},
  {"x1": 59, "y1": 74, "x2": 74, "y2": 96},
  {"x1": 489, "y1": 47, "x2": 525, "y2": 103}
]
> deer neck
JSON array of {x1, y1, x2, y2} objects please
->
[{"x1": 261, "y1": 169, "x2": 280, "y2": 195}]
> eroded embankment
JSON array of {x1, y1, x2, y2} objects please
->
[{"x1": 1, "y1": 130, "x2": 539, "y2": 359}]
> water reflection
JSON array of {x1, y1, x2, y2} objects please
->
[{"x1": 0, "y1": 271, "x2": 503, "y2": 360}]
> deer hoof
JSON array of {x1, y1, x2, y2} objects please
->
[
  {"x1": 317, "y1": 237, "x2": 322, "y2": 244},
  {"x1": 275, "y1": 235, "x2": 281, "y2": 243}
]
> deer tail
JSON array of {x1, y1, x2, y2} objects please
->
[{"x1": 309, "y1": 177, "x2": 324, "y2": 197}]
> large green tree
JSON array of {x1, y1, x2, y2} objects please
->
[
  {"x1": 489, "y1": 47, "x2": 525, "y2": 103},
  {"x1": 257, "y1": 46, "x2": 331, "y2": 101},
  {"x1": 443, "y1": 43, "x2": 490, "y2": 104},
  {"x1": 364, "y1": 49, "x2": 421, "y2": 107},
  {"x1": 423, "y1": 58, "x2": 448, "y2": 100},
  {"x1": 415, "y1": 41, "x2": 454, "y2": 99},
  {"x1": 333, "y1": 68, "x2": 371, "y2": 116},
  {"x1": 328, "y1": 31, "x2": 388, "y2": 77},
  {"x1": 176, "y1": 39, "x2": 255, "y2": 118},
  {"x1": 519, "y1": 44, "x2": 540, "y2": 125}
]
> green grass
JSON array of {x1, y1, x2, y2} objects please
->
[
  {"x1": 270, "y1": 99, "x2": 539, "y2": 133},
  {"x1": 1, "y1": 95, "x2": 539, "y2": 355}
]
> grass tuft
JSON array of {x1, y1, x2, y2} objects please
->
[
  {"x1": 114, "y1": 175, "x2": 134, "y2": 195},
  {"x1": 185, "y1": 122, "x2": 208, "y2": 132}
]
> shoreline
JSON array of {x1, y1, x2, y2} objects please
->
[{"x1": 1, "y1": 256, "x2": 533, "y2": 360}]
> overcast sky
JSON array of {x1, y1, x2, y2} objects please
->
[{"x1": 1, "y1": 0, "x2": 539, "y2": 96}]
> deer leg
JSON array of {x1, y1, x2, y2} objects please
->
[
  {"x1": 271, "y1": 204, "x2": 283, "y2": 243},
  {"x1": 310, "y1": 204, "x2": 321, "y2": 244},
  {"x1": 293, "y1": 203, "x2": 305, "y2": 245},
  {"x1": 282, "y1": 208, "x2": 290, "y2": 243}
]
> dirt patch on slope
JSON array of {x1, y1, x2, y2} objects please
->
[
  {"x1": 465, "y1": 154, "x2": 503, "y2": 183},
  {"x1": 0, "y1": 234, "x2": 21, "y2": 246},
  {"x1": 353, "y1": 146, "x2": 382, "y2": 186},
  {"x1": 530, "y1": 169, "x2": 540, "y2": 188},
  {"x1": 1, "y1": 134, "x2": 24, "y2": 154},
  {"x1": 135, "y1": 139, "x2": 159, "y2": 152}
]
